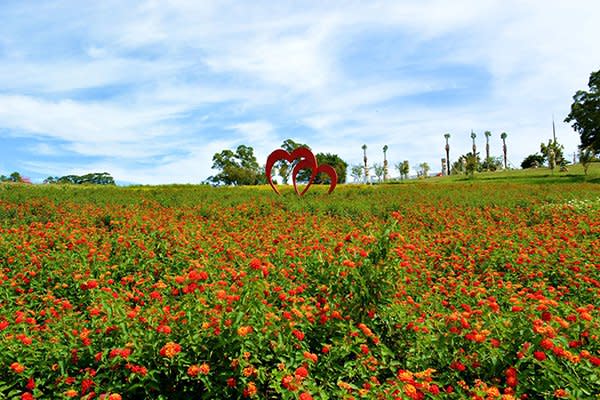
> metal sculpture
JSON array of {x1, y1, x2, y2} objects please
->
[{"x1": 265, "y1": 147, "x2": 337, "y2": 195}]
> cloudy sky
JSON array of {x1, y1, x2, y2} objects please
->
[{"x1": 1, "y1": 1, "x2": 599, "y2": 184}]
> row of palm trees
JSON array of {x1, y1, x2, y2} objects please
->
[
  {"x1": 445, "y1": 131, "x2": 508, "y2": 175},
  {"x1": 360, "y1": 131, "x2": 509, "y2": 182}
]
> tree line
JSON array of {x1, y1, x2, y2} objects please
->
[
  {"x1": 0, "y1": 172, "x2": 116, "y2": 185},
  {"x1": 208, "y1": 139, "x2": 348, "y2": 186}
]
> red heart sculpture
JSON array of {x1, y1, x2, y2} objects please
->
[
  {"x1": 265, "y1": 147, "x2": 317, "y2": 195},
  {"x1": 266, "y1": 147, "x2": 338, "y2": 196},
  {"x1": 292, "y1": 158, "x2": 338, "y2": 195}
]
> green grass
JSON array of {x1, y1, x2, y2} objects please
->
[{"x1": 416, "y1": 162, "x2": 600, "y2": 184}]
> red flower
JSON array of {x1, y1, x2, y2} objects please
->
[
  {"x1": 540, "y1": 338, "x2": 554, "y2": 350},
  {"x1": 292, "y1": 329, "x2": 305, "y2": 341},
  {"x1": 541, "y1": 311, "x2": 552, "y2": 322},
  {"x1": 534, "y1": 351, "x2": 546, "y2": 361},
  {"x1": 281, "y1": 375, "x2": 296, "y2": 391},
  {"x1": 295, "y1": 366, "x2": 309, "y2": 379},
  {"x1": 450, "y1": 361, "x2": 466, "y2": 372},
  {"x1": 299, "y1": 393, "x2": 313, "y2": 400}
]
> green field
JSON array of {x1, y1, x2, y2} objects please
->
[{"x1": 0, "y1": 174, "x2": 599, "y2": 399}]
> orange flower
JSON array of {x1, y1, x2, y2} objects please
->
[
  {"x1": 243, "y1": 382, "x2": 257, "y2": 398},
  {"x1": 10, "y1": 362, "x2": 25, "y2": 374},
  {"x1": 159, "y1": 342, "x2": 181, "y2": 358},
  {"x1": 237, "y1": 326, "x2": 252, "y2": 336},
  {"x1": 198, "y1": 362, "x2": 210, "y2": 375},
  {"x1": 187, "y1": 364, "x2": 201, "y2": 377},
  {"x1": 64, "y1": 390, "x2": 78, "y2": 398},
  {"x1": 108, "y1": 394, "x2": 122, "y2": 400}
]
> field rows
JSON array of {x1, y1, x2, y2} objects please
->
[{"x1": 0, "y1": 183, "x2": 599, "y2": 399}]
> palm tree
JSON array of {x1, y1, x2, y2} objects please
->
[
  {"x1": 362, "y1": 144, "x2": 368, "y2": 184},
  {"x1": 500, "y1": 132, "x2": 508, "y2": 169},
  {"x1": 471, "y1": 131, "x2": 477, "y2": 155},
  {"x1": 382, "y1": 145, "x2": 389, "y2": 182},
  {"x1": 373, "y1": 163, "x2": 384, "y2": 182},
  {"x1": 444, "y1": 133, "x2": 450, "y2": 175},
  {"x1": 484, "y1": 131, "x2": 491, "y2": 163}
]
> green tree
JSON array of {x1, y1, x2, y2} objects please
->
[
  {"x1": 565, "y1": 69, "x2": 600, "y2": 155},
  {"x1": 484, "y1": 131, "x2": 492, "y2": 165},
  {"x1": 444, "y1": 133, "x2": 451, "y2": 175},
  {"x1": 210, "y1": 145, "x2": 261, "y2": 186},
  {"x1": 313, "y1": 153, "x2": 348, "y2": 184},
  {"x1": 351, "y1": 164, "x2": 363, "y2": 182},
  {"x1": 451, "y1": 156, "x2": 466, "y2": 175},
  {"x1": 382, "y1": 145, "x2": 389, "y2": 181},
  {"x1": 481, "y1": 156, "x2": 503, "y2": 172},
  {"x1": 50, "y1": 172, "x2": 116, "y2": 185},
  {"x1": 579, "y1": 147, "x2": 596, "y2": 176},
  {"x1": 540, "y1": 139, "x2": 565, "y2": 171},
  {"x1": 401, "y1": 160, "x2": 410, "y2": 180},
  {"x1": 521, "y1": 153, "x2": 545, "y2": 169},
  {"x1": 362, "y1": 144, "x2": 368, "y2": 183},
  {"x1": 464, "y1": 152, "x2": 480, "y2": 178},
  {"x1": 9, "y1": 172, "x2": 23, "y2": 183},
  {"x1": 471, "y1": 131, "x2": 477, "y2": 154},
  {"x1": 418, "y1": 162, "x2": 430, "y2": 178},
  {"x1": 373, "y1": 163, "x2": 384, "y2": 182},
  {"x1": 277, "y1": 139, "x2": 311, "y2": 184},
  {"x1": 501, "y1": 132, "x2": 508, "y2": 169}
]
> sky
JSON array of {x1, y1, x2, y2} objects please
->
[{"x1": 1, "y1": 0, "x2": 599, "y2": 184}]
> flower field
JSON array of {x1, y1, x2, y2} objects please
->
[{"x1": 1, "y1": 182, "x2": 599, "y2": 399}]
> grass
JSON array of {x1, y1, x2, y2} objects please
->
[{"x1": 404, "y1": 162, "x2": 600, "y2": 185}]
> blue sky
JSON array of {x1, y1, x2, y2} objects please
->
[{"x1": 1, "y1": 1, "x2": 599, "y2": 184}]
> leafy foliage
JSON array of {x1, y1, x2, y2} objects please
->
[
  {"x1": 521, "y1": 153, "x2": 546, "y2": 169},
  {"x1": 44, "y1": 172, "x2": 116, "y2": 185},
  {"x1": 298, "y1": 153, "x2": 348, "y2": 184},
  {"x1": 565, "y1": 69, "x2": 600, "y2": 154},
  {"x1": 209, "y1": 145, "x2": 263, "y2": 186},
  {"x1": 540, "y1": 139, "x2": 566, "y2": 170}
]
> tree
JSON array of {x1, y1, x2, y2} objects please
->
[
  {"x1": 500, "y1": 132, "x2": 508, "y2": 169},
  {"x1": 521, "y1": 153, "x2": 545, "y2": 169},
  {"x1": 401, "y1": 160, "x2": 410, "y2": 180},
  {"x1": 444, "y1": 133, "x2": 451, "y2": 175},
  {"x1": 579, "y1": 147, "x2": 596, "y2": 176},
  {"x1": 210, "y1": 145, "x2": 261, "y2": 186},
  {"x1": 373, "y1": 163, "x2": 384, "y2": 182},
  {"x1": 49, "y1": 172, "x2": 116, "y2": 185},
  {"x1": 540, "y1": 139, "x2": 565, "y2": 171},
  {"x1": 565, "y1": 69, "x2": 600, "y2": 155},
  {"x1": 313, "y1": 153, "x2": 348, "y2": 184},
  {"x1": 1, "y1": 172, "x2": 24, "y2": 183},
  {"x1": 471, "y1": 131, "x2": 477, "y2": 154},
  {"x1": 452, "y1": 153, "x2": 481, "y2": 176},
  {"x1": 464, "y1": 152, "x2": 480, "y2": 178},
  {"x1": 362, "y1": 144, "x2": 369, "y2": 183},
  {"x1": 351, "y1": 164, "x2": 363, "y2": 182},
  {"x1": 277, "y1": 139, "x2": 310, "y2": 184},
  {"x1": 484, "y1": 131, "x2": 491, "y2": 165},
  {"x1": 481, "y1": 156, "x2": 503, "y2": 172},
  {"x1": 418, "y1": 162, "x2": 430, "y2": 178},
  {"x1": 382, "y1": 145, "x2": 389, "y2": 181}
]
